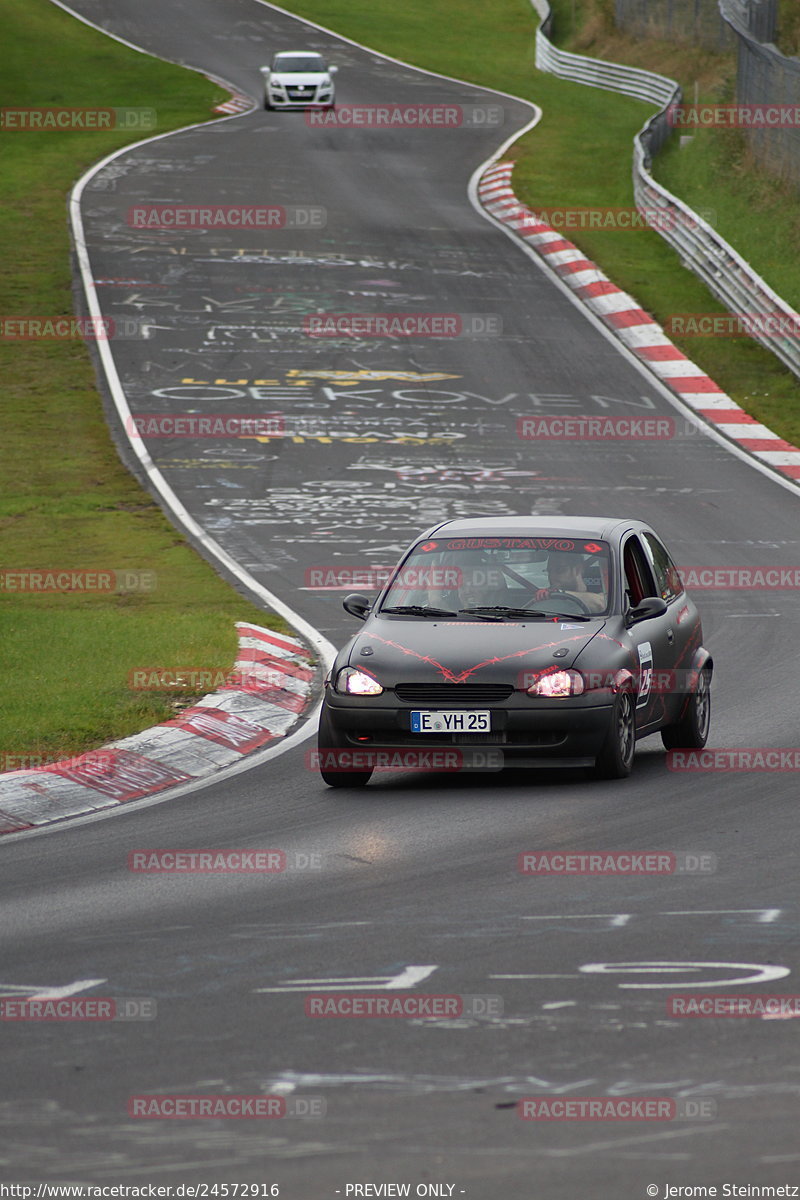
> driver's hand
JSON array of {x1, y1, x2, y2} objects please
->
[{"x1": 535, "y1": 587, "x2": 550, "y2": 600}]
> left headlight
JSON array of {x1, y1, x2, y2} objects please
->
[
  {"x1": 335, "y1": 667, "x2": 384, "y2": 696},
  {"x1": 527, "y1": 669, "x2": 584, "y2": 698}
]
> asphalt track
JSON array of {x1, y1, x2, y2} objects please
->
[{"x1": 3, "y1": 0, "x2": 800, "y2": 1193}]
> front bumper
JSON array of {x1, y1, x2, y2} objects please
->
[
  {"x1": 267, "y1": 92, "x2": 333, "y2": 108},
  {"x1": 323, "y1": 691, "x2": 615, "y2": 765}
]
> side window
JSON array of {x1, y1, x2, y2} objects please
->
[
  {"x1": 622, "y1": 536, "x2": 658, "y2": 606},
  {"x1": 642, "y1": 532, "x2": 684, "y2": 602}
]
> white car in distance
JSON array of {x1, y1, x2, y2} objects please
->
[{"x1": 261, "y1": 51, "x2": 337, "y2": 110}]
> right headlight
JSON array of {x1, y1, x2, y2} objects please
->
[
  {"x1": 526, "y1": 669, "x2": 584, "y2": 698},
  {"x1": 335, "y1": 667, "x2": 384, "y2": 696}
]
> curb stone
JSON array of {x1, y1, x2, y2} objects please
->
[
  {"x1": 478, "y1": 161, "x2": 800, "y2": 486},
  {"x1": 0, "y1": 623, "x2": 316, "y2": 835}
]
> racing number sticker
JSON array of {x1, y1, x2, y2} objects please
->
[{"x1": 637, "y1": 641, "x2": 653, "y2": 709}]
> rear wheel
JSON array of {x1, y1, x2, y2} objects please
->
[
  {"x1": 593, "y1": 688, "x2": 636, "y2": 779},
  {"x1": 661, "y1": 668, "x2": 711, "y2": 751},
  {"x1": 317, "y1": 704, "x2": 372, "y2": 788}
]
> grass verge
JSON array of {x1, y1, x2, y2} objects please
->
[
  {"x1": 272, "y1": 0, "x2": 800, "y2": 448},
  {"x1": 0, "y1": 0, "x2": 289, "y2": 768}
]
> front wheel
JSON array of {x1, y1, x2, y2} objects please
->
[
  {"x1": 317, "y1": 705, "x2": 372, "y2": 788},
  {"x1": 593, "y1": 688, "x2": 636, "y2": 779},
  {"x1": 661, "y1": 668, "x2": 711, "y2": 751}
]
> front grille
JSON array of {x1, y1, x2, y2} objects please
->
[
  {"x1": 394, "y1": 683, "x2": 514, "y2": 705},
  {"x1": 286, "y1": 86, "x2": 316, "y2": 99},
  {"x1": 351, "y1": 731, "x2": 564, "y2": 748}
]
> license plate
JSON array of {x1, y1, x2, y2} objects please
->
[{"x1": 410, "y1": 710, "x2": 491, "y2": 734}]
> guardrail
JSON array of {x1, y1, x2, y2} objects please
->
[{"x1": 530, "y1": 0, "x2": 800, "y2": 379}]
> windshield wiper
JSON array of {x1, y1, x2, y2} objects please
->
[
  {"x1": 458, "y1": 606, "x2": 551, "y2": 620},
  {"x1": 380, "y1": 604, "x2": 457, "y2": 617}
]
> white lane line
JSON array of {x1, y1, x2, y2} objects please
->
[
  {"x1": 27, "y1": 978, "x2": 107, "y2": 1000},
  {"x1": 521, "y1": 914, "x2": 632, "y2": 924},
  {"x1": 661, "y1": 909, "x2": 782, "y2": 920},
  {"x1": 539, "y1": 1124, "x2": 726, "y2": 1157},
  {"x1": 254, "y1": 964, "x2": 438, "y2": 993},
  {"x1": 490, "y1": 974, "x2": 582, "y2": 980}
]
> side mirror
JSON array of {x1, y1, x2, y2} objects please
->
[
  {"x1": 329, "y1": 64, "x2": 338, "y2": 74},
  {"x1": 259, "y1": 66, "x2": 271, "y2": 76},
  {"x1": 343, "y1": 592, "x2": 371, "y2": 620},
  {"x1": 627, "y1": 596, "x2": 667, "y2": 625}
]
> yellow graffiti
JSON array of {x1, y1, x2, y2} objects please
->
[{"x1": 285, "y1": 369, "x2": 461, "y2": 383}]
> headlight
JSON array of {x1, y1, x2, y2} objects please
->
[
  {"x1": 527, "y1": 669, "x2": 584, "y2": 698},
  {"x1": 335, "y1": 667, "x2": 383, "y2": 696}
]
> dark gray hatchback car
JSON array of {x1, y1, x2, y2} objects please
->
[{"x1": 317, "y1": 516, "x2": 712, "y2": 787}]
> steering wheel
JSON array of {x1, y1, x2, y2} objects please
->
[{"x1": 546, "y1": 588, "x2": 593, "y2": 616}]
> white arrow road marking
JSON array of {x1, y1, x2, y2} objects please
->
[
  {"x1": 661, "y1": 909, "x2": 782, "y2": 922},
  {"x1": 579, "y1": 961, "x2": 791, "y2": 988},
  {"x1": 385, "y1": 965, "x2": 438, "y2": 989},
  {"x1": 0, "y1": 979, "x2": 106, "y2": 999},
  {"x1": 254, "y1": 965, "x2": 437, "y2": 994}
]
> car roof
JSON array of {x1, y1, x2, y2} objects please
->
[
  {"x1": 273, "y1": 51, "x2": 324, "y2": 59},
  {"x1": 420, "y1": 515, "x2": 648, "y2": 542}
]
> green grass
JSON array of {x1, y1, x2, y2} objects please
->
[
  {"x1": 272, "y1": 0, "x2": 800, "y2": 447},
  {"x1": 0, "y1": 0, "x2": 290, "y2": 768}
]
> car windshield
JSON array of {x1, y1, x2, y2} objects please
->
[
  {"x1": 272, "y1": 55, "x2": 326, "y2": 73},
  {"x1": 379, "y1": 536, "x2": 612, "y2": 618}
]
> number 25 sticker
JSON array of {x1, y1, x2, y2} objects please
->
[{"x1": 637, "y1": 641, "x2": 653, "y2": 708}]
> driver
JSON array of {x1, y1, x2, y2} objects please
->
[{"x1": 535, "y1": 552, "x2": 606, "y2": 613}]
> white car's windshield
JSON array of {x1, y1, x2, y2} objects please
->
[{"x1": 272, "y1": 55, "x2": 327, "y2": 73}]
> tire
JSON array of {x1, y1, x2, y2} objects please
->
[
  {"x1": 317, "y1": 704, "x2": 372, "y2": 788},
  {"x1": 593, "y1": 688, "x2": 636, "y2": 780},
  {"x1": 661, "y1": 667, "x2": 711, "y2": 751}
]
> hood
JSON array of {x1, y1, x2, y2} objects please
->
[
  {"x1": 347, "y1": 617, "x2": 607, "y2": 687},
  {"x1": 271, "y1": 71, "x2": 330, "y2": 84}
]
